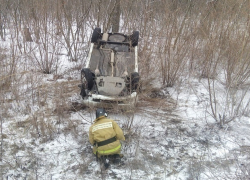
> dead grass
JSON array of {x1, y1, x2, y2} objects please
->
[{"x1": 1, "y1": 0, "x2": 250, "y2": 179}]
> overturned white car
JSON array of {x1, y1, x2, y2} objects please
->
[{"x1": 80, "y1": 28, "x2": 140, "y2": 109}]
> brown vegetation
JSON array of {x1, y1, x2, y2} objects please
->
[{"x1": 0, "y1": 0, "x2": 250, "y2": 179}]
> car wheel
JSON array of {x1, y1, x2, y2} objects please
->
[
  {"x1": 91, "y1": 27, "x2": 101, "y2": 43},
  {"x1": 80, "y1": 84, "x2": 87, "y2": 98},
  {"x1": 81, "y1": 68, "x2": 94, "y2": 90},
  {"x1": 131, "y1": 72, "x2": 140, "y2": 91},
  {"x1": 131, "y1": 31, "x2": 139, "y2": 47}
]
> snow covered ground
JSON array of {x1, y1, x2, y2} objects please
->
[
  {"x1": 1, "y1": 66, "x2": 250, "y2": 179},
  {"x1": 1, "y1": 22, "x2": 250, "y2": 180}
]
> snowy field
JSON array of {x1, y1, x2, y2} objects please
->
[
  {"x1": 1, "y1": 54, "x2": 250, "y2": 179},
  {"x1": 1, "y1": 5, "x2": 250, "y2": 179}
]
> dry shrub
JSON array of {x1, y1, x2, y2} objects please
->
[
  {"x1": 221, "y1": 30, "x2": 250, "y2": 88},
  {"x1": 0, "y1": 47, "x2": 16, "y2": 90}
]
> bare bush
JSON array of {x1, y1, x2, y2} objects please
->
[
  {"x1": 200, "y1": 0, "x2": 250, "y2": 126},
  {"x1": 207, "y1": 77, "x2": 250, "y2": 126},
  {"x1": 1, "y1": 0, "x2": 250, "y2": 179}
]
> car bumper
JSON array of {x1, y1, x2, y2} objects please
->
[{"x1": 81, "y1": 92, "x2": 138, "y2": 109}]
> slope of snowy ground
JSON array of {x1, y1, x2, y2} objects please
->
[
  {"x1": 1, "y1": 25, "x2": 250, "y2": 180},
  {"x1": 2, "y1": 70, "x2": 250, "y2": 180}
]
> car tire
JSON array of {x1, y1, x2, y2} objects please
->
[
  {"x1": 91, "y1": 28, "x2": 101, "y2": 43},
  {"x1": 131, "y1": 31, "x2": 139, "y2": 47},
  {"x1": 131, "y1": 72, "x2": 140, "y2": 91},
  {"x1": 81, "y1": 68, "x2": 94, "y2": 90},
  {"x1": 80, "y1": 84, "x2": 87, "y2": 98}
]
